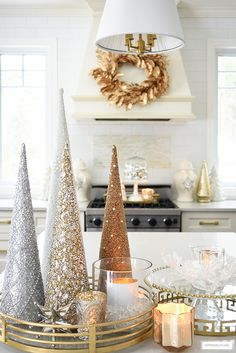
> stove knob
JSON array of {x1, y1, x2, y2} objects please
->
[
  {"x1": 163, "y1": 218, "x2": 172, "y2": 226},
  {"x1": 93, "y1": 218, "x2": 102, "y2": 227},
  {"x1": 131, "y1": 217, "x2": 140, "y2": 226},
  {"x1": 148, "y1": 218, "x2": 157, "y2": 226},
  {"x1": 173, "y1": 218, "x2": 178, "y2": 225}
]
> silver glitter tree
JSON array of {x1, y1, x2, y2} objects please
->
[
  {"x1": 41, "y1": 88, "x2": 69, "y2": 287},
  {"x1": 0, "y1": 144, "x2": 45, "y2": 322},
  {"x1": 45, "y1": 143, "x2": 89, "y2": 312}
]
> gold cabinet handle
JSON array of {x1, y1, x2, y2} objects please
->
[
  {"x1": 199, "y1": 220, "x2": 220, "y2": 226},
  {"x1": 0, "y1": 249, "x2": 7, "y2": 254},
  {"x1": 0, "y1": 220, "x2": 11, "y2": 225}
]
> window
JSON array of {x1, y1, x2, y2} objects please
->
[
  {"x1": 208, "y1": 40, "x2": 236, "y2": 197},
  {"x1": 0, "y1": 52, "x2": 46, "y2": 185},
  {"x1": 217, "y1": 53, "x2": 236, "y2": 185}
]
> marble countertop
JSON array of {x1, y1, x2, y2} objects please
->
[
  {"x1": 1, "y1": 198, "x2": 236, "y2": 212},
  {"x1": 175, "y1": 200, "x2": 236, "y2": 211},
  {"x1": 79, "y1": 232, "x2": 236, "y2": 273},
  {"x1": 0, "y1": 199, "x2": 89, "y2": 211}
]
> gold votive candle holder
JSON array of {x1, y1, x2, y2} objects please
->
[
  {"x1": 154, "y1": 303, "x2": 195, "y2": 352},
  {"x1": 75, "y1": 291, "x2": 107, "y2": 326},
  {"x1": 141, "y1": 188, "x2": 155, "y2": 202}
]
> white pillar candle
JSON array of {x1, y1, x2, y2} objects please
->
[{"x1": 107, "y1": 278, "x2": 138, "y2": 306}]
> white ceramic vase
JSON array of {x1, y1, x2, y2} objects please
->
[
  {"x1": 174, "y1": 161, "x2": 197, "y2": 202},
  {"x1": 74, "y1": 159, "x2": 91, "y2": 202}
]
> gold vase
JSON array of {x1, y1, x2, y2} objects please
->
[{"x1": 196, "y1": 161, "x2": 211, "y2": 203}]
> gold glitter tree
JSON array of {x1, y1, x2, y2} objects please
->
[
  {"x1": 196, "y1": 161, "x2": 211, "y2": 203},
  {"x1": 45, "y1": 143, "x2": 89, "y2": 310},
  {"x1": 99, "y1": 145, "x2": 131, "y2": 265}
]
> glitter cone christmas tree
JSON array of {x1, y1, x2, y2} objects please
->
[
  {"x1": 99, "y1": 145, "x2": 131, "y2": 265},
  {"x1": 45, "y1": 143, "x2": 89, "y2": 310},
  {"x1": 1, "y1": 144, "x2": 44, "y2": 322},
  {"x1": 41, "y1": 88, "x2": 69, "y2": 287}
]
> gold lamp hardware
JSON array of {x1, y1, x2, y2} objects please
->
[
  {"x1": 125, "y1": 33, "x2": 134, "y2": 50},
  {"x1": 147, "y1": 34, "x2": 157, "y2": 47},
  {"x1": 125, "y1": 33, "x2": 157, "y2": 55}
]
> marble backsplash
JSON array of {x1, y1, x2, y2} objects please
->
[{"x1": 93, "y1": 135, "x2": 171, "y2": 170}]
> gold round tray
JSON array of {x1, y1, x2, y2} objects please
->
[
  {"x1": 145, "y1": 267, "x2": 236, "y2": 337},
  {"x1": 147, "y1": 266, "x2": 236, "y2": 300},
  {"x1": 0, "y1": 295, "x2": 154, "y2": 352}
]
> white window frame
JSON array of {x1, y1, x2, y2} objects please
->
[
  {"x1": 207, "y1": 39, "x2": 236, "y2": 199},
  {"x1": 0, "y1": 38, "x2": 58, "y2": 198}
]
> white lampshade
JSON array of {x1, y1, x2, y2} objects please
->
[{"x1": 96, "y1": 0, "x2": 184, "y2": 54}]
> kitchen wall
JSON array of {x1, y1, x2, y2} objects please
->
[{"x1": 0, "y1": 12, "x2": 233, "y2": 185}]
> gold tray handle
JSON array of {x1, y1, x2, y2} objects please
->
[
  {"x1": 0, "y1": 249, "x2": 7, "y2": 254},
  {"x1": 199, "y1": 220, "x2": 219, "y2": 226},
  {"x1": 0, "y1": 219, "x2": 11, "y2": 225}
]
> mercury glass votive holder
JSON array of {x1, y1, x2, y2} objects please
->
[
  {"x1": 154, "y1": 303, "x2": 195, "y2": 352},
  {"x1": 74, "y1": 291, "x2": 107, "y2": 326},
  {"x1": 92, "y1": 257, "x2": 152, "y2": 320}
]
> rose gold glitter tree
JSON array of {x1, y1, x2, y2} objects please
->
[
  {"x1": 45, "y1": 143, "x2": 89, "y2": 315},
  {"x1": 99, "y1": 145, "x2": 131, "y2": 270}
]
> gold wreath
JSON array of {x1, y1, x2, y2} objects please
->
[{"x1": 91, "y1": 50, "x2": 169, "y2": 110}]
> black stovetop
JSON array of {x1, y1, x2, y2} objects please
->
[{"x1": 87, "y1": 198, "x2": 177, "y2": 209}]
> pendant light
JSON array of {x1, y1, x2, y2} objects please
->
[{"x1": 96, "y1": 0, "x2": 184, "y2": 55}]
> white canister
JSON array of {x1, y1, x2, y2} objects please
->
[
  {"x1": 174, "y1": 161, "x2": 197, "y2": 202},
  {"x1": 74, "y1": 159, "x2": 91, "y2": 202}
]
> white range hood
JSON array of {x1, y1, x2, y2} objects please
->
[{"x1": 73, "y1": 16, "x2": 195, "y2": 122}]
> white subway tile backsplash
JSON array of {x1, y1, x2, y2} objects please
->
[
  {"x1": 182, "y1": 51, "x2": 206, "y2": 64},
  {"x1": 25, "y1": 17, "x2": 48, "y2": 27},
  {"x1": 0, "y1": 16, "x2": 27, "y2": 27},
  {"x1": 184, "y1": 60, "x2": 207, "y2": 73},
  {"x1": 216, "y1": 18, "x2": 236, "y2": 29},
  {"x1": 182, "y1": 18, "x2": 217, "y2": 29},
  {"x1": 184, "y1": 39, "x2": 207, "y2": 51},
  {"x1": 44, "y1": 16, "x2": 69, "y2": 27},
  {"x1": 66, "y1": 16, "x2": 92, "y2": 28}
]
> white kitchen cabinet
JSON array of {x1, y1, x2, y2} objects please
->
[
  {"x1": 0, "y1": 210, "x2": 47, "y2": 259},
  {"x1": 182, "y1": 211, "x2": 236, "y2": 232},
  {"x1": 0, "y1": 200, "x2": 47, "y2": 269},
  {"x1": 0, "y1": 203, "x2": 86, "y2": 270}
]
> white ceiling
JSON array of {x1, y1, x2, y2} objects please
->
[
  {"x1": 0, "y1": 0, "x2": 234, "y2": 8},
  {"x1": 0, "y1": 0, "x2": 236, "y2": 14},
  {"x1": 0, "y1": 0, "x2": 88, "y2": 9}
]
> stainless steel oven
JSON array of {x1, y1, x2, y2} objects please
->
[{"x1": 85, "y1": 185, "x2": 180, "y2": 232}]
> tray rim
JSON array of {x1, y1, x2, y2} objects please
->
[
  {"x1": 0, "y1": 293, "x2": 154, "y2": 353},
  {"x1": 145, "y1": 266, "x2": 236, "y2": 300}
]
